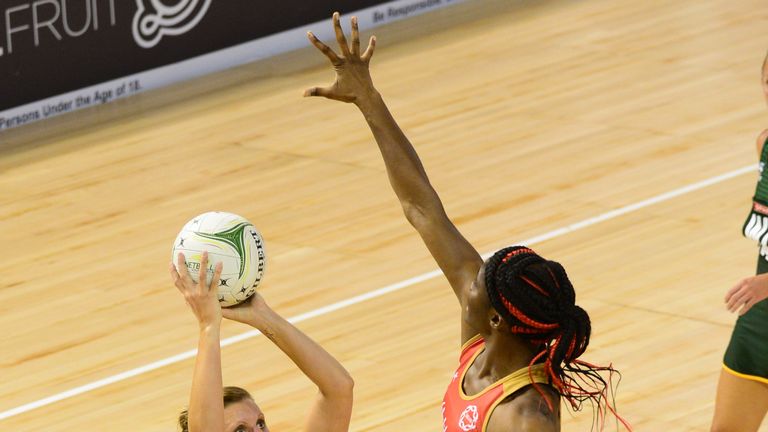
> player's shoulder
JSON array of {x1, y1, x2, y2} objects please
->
[
  {"x1": 485, "y1": 389, "x2": 559, "y2": 432},
  {"x1": 757, "y1": 129, "x2": 768, "y2": 155}
]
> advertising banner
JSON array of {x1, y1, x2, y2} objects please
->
[{"x1": 0, "y1": 0, "x2": 463, "y2": 131}]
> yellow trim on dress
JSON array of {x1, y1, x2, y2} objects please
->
[
  {"x1": 458, "y1": 342, "x2": 488, "y2": 401},
  {"x1": 723, "y1": 363, "x2": 768, "y2": 385},
  {"x1": 461, "y1": 334, "x2": 483, "y2": 353},
  {"x1": 458, "y1": 341, "x2": 549, "y2": 402},
  {"x1": 481, "y1": 364, "x2": 549, "y2": 432}
]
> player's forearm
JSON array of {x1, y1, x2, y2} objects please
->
[
  {"x1": 253, "y1": 306, "x2": 353, "y2": 398},
  {"x1": 356, "y1": 93, "x2": 445, "y2": 217},
  {"x1": 189, "y1": 326, "x2": 225, "y2": 432}
]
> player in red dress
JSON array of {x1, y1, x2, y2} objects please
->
[{"x1": 306, "y1": 13, "x2": 630, "y2": 431}]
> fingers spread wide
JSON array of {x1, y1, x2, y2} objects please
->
[
  {"x1": 351, "y1": 16, "x2": 360, "y2": 56},
  {"x1": 303, "y1": 86, "x2": 334, "y2": 98},
  {"x1": 361, "y1": 36, "x2": 376, "y2": 63},
  {"x1": 332, "y1": 12, "x2": 351, "y2": 56},
  {"x1": 307, "y1": 32, "x2": 341, "y2": 64}
]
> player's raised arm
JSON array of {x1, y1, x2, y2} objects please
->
[
  {"x1": 305, "y1": 13, "x2": 483, "y2": 303},
  {"x1": 170, "y1": 252, "x2": 226, "y2": 432},
  {"x1": 222, "y1": 295, "x2": 354, "y2": 432}
]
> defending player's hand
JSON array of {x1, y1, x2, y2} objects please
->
[
  {"x1": 304, "y1": 12, "x2": 377, "y2": 105},
  {"x1": 725, "y1": 273, "x2": 768, "y2": 315},
  {"x1": 221, "y1": 292, "x2": 270, "y2": 328},
  {"x1": 170, "y1": 251, "x2": 224, "y2": 329}
]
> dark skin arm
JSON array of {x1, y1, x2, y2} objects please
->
[
  {"x1": 305, "y1": 13, "x2": 483, "y2": 344},
  {"x1": 305, "y1": 15, "x2": 567, "y2": 432}
]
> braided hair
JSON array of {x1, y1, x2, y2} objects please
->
[{"x1": 485, "y1": 246, "x2": 630, "y2": 430}]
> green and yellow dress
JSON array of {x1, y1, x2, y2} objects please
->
[{"x1": 724, "y1": 139, "x2": 768, "y2": 384}]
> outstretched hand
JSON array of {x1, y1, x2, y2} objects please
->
[
  {"x1": 725, "y1": 273, "x2": 768, "y2": 315},
  {"x1": 170, "y1": 251, "x2": 224, "y2": 330},
  {"x1": 304, "y1": 12, "x2": 378, "y2": 105}
]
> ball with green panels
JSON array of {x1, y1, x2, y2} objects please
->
[{"x1": 172, "y1": 211, "x2": 266, "y2": 307}]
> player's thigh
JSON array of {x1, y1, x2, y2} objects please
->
[{"x1": 712, "y1": 369, "x2": 768, "y2": 432}]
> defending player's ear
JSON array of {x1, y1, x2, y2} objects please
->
[{"x1": 489, "y1": 312, "x2": 502, "y2": 329}]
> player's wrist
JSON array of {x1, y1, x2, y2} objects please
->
[
  {"x1": 199, "y1": 321, "x2": 221, "y2": 335},
  {"x1": 354, "y1": 89, "x2": 383, "y2": 111},
  {"x1": 248, "y1": 303, "x2": 277, "y2": 329}
]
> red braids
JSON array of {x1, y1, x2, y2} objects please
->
[{"x1": 485, "y1": 246, "x2": 631, "y2": 431}]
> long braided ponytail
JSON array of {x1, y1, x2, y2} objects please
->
[{"x1": 485, "y1": 246, "x2": 630, "y2": 430}]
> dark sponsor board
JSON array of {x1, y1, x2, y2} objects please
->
[
  {"x1": 0, "y1": 0, "x2": 462, "y2": 131},
  {"x1": 0, "y1": 0, "x2": 392, "y2": 111}
]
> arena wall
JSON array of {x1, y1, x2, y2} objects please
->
[{"x1": 0, "y1": 0, "x2": 463, "y2": 131}]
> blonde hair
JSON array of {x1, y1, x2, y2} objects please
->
[{"x1": 178, "y1": 386, "x2": 253, "y2": 432}]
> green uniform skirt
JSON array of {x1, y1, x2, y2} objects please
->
[{"x1": 723, "y1": 253, "x2": 768, "y2": 384}]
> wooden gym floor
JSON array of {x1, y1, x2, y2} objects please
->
[{"x1": 1, "y1": 0, "x2": 767, "y2": 430}]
